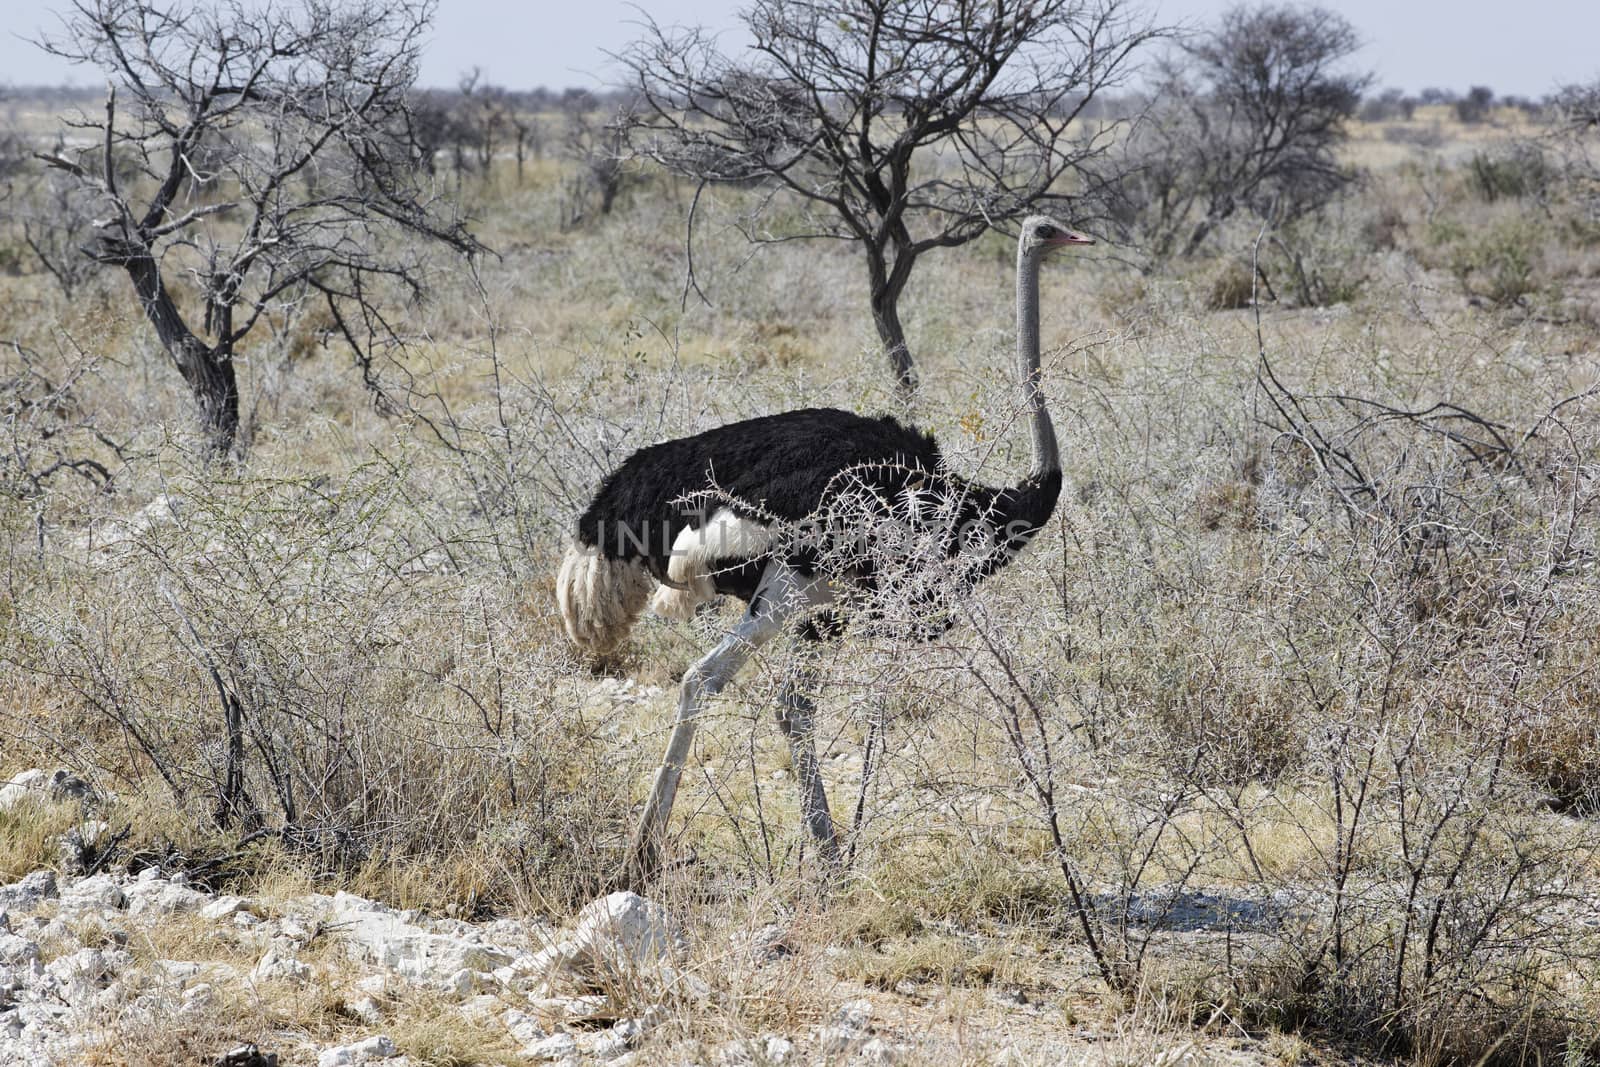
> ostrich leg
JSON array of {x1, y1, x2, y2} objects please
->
[
  {"x1": 776, "y1": 667, "x2": 839, "y2": 866},
  {"x1": 626, "y1": 562, "x2": 831, "y2": 884}
]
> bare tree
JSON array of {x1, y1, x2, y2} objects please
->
[
  {"x1": 1116, "y1": 4, "x2": 1370, "y2": 259},
  {"x1": 1551, "y1": 78, "x2": 1600, "y2": 222},
  {"x1": 407, "y1": 88, "x2": 455, "y2": 176},
  {"x1": 620, "y1": 0, "x2": 1159, "y2": 395},
  {"x1": 19, "y1": 136, "x2": 107, "y2": 299},
  {"x1": 512, "y1": 105, "x2": 543, "y2": 184},
  {"x1": 37, "y1": 0, "x2": 481, "y2": 456},
  {"x1": 458, "y1": 67, "x2": 513, "y2": 179},
  {"x1": 560, "y1": 91, "x2": 632, "y2": 228}
]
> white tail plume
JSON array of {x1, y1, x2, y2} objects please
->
[{"x1": 556, "y1": 547, "x2": 653, "y2": 654}]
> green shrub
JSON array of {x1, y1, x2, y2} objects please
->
[
  {"x1": 1467, "y1": 145, "x2": 1553, "y2": 202},
  {"x1": 1447, "y1": 216, "x2": 1545, "y2": 305}
]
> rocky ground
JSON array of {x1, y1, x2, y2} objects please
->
[{"x1": 0, "y1": 766, "x2": 1312, "y2": 1067}]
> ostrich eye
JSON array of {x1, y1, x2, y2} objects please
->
[{"x1": 1037, "y1": 225, "x2": 1057, "y2": 239}]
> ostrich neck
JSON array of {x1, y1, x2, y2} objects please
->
[{"x1": 1016, "y1": 245, "x2": 1059, "y2": 480}]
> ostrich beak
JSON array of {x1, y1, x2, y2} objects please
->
[{"x1": 1045, "y1": 230, "x2": 1095, "y2": 247}]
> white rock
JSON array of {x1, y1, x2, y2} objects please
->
[
  {"x1": 201, "y1": 895, "x2": 253, "y2": 921},
  {"x1": 325, "y1": 896, "x2": 513, "y2": 984},
  {"x1": 45, "y1": 947, "x2": 111, "y2": 994},
  {"x1": 353, "y1": 1035, "x2": 398, "y2": 1061},
  {"x1": 836, "y1": 998, "x2": 873, "y2": 1031},
  {"x1": 460, "y1": 994, "x2": 501, "y2": 1021},
  {"x1": 536, "y1": 891, "x2": 681, "y2": 990},
  {"x1": 350, "y1": 994, "x2": 384, "y2": 1024},
  {"x1": 530, "y1": 994, "x2": 610, "y2": 1023},
  {"x1": 484, "y1": 917, "x2": 555, "y2": 944},
  {"x1": 763, "y1": 1035, "x2": 794, "y2": 1064},
  {"x1": 253, "y1": 946, "x2": 310, "y2": 983},
  {"x1": 317, "y1": 1034, "x2": 398, "y2": 1066},
  {"x1": 748, "y1": 924, "x2": 791, "y2": 963},
  {"x1": 355, "y1": 974, "x2": 389, "y2": 996},
  {"x1": 586, "y1": 1016, "x2": 646, "y2": 1061},
  {"x1": 856, "y1": 1038, "x2": 906, "y2": 1064},
  {"x1": 37, "y1": 916, "x2": 74, "y2": 945},
  {"x1": 0, "y1": 871, "x2": 58, "y2": 912},
  {"x1": 125, "y1": 879, "x2": 206, "y2": 916},
  {"x1": 183, "y1": 983, "x2": 217, "y2": 1011},
  {"x1": 813, "y1": 998, "x2": 874, "y2": 1055},
  {"x1": 0, "y1": 932, "x2": 40, "y2": 972},
  {"x1": 526, "y1": 1031, "x2": 579, "y2": 1062},
  {"x1": 159, "y1": 959, "x2": 200, "y2": 979},
  {"x1": 0, "y1": 770, "x2": 48, "y2": 812},
  {"x1": 58, "y1": 873, "x2": 127, "y2": 913},
  {"x1": 715, "y1": 1039, "x2": 755, "y2": 1066},
  {"x1": 439, "y1": 967, "x2": 491, "y2": 997},
  {"x1": 332, "y1": 890, "x2": 387, "y2": 914},
  {"x1": 523, "y1": 944, "x2": 566, "y2": 982},
  {"x1": 589, "y1": 1032, "x2": 632, "y2": 1060},
  {"x1": 503, "y1": 1008, "x2": 548, "y2": 1045}
]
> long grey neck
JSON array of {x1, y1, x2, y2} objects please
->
[{"x1": 1016, "y1": 243, "x2": 1060, "y2": 480}]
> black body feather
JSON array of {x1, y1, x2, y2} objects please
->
[{"x1": 575, "y1": 407, "x2": 1061, "y2": 618}]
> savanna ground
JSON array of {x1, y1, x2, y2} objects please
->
[{"x1": 4, "y1": 96, "x2": 1600, "y2": 1065}]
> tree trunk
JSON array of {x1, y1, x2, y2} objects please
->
[
  {"x1": 215, "y1": 684, "x2": 258, "y2": 829},
  {"x1": 109, "y1": 239, "x2": 241, "y2": 455},
  {"x1": 868, "y1": 250, "x2": 918, "y2": 398},
  {"x1": 871, "y1": 297, "x2": 917, "y2": 397}
]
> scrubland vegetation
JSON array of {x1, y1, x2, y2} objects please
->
[{"x1": 4, "y1": 2, "x2": 1600, "y2": 1064}]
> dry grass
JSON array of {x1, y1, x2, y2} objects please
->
[{"x1": 3, "y1": 96, "x2": 1600, "y2": 1066}]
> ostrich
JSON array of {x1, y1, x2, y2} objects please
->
[{"x1": 557, "y1": 215, "x2": 1092, "y2": 881}]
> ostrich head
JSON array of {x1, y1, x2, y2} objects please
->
[{"x1": 1020, "y1": 215, "x2": 1095, "y2": 257}]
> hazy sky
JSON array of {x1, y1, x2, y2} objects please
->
[{"x1": 4, "y1": 0, "x2": 1597, "y2": 98}]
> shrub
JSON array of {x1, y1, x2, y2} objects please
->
[
  {"x1": 1205, "y1": 258, "x2": 1258, "y2": 309},
  {"x1": 1455, "y1": 85, "x2": 1495, "y2": 124},
  {"x1": 3, "y1": 446, "x2": 630, "y2": 910},
  {"x1": 1269, "y1": 210, "x2": 1372, "y2": 306},
  {"x1": 1446, "y1": 215, "x2": 1545, "y2": 306},
  {"x1": 1467, "y1": 144, "x2": 1553, "y2": 202}
]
